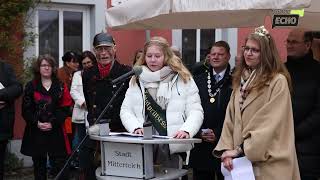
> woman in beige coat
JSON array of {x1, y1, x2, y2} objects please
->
[{"x1": 213, "y1": 26, "x2": 300, "y2": 180}]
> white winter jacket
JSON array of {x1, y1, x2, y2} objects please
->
[
  {"x1": 120, "y1": 74, "x2": 203, "y2": 154},
  {"x1": 70, "y1": 71, "x2": 88, "y2": 124}
]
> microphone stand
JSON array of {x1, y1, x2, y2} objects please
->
[{"x1": 55, "y1": 82, "x2": 126, "y2": 180}]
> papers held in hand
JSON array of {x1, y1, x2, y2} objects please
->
[
  {"x1": 221, "y1": 156, "x2": 255, "y2": 180},
  {"x1": 109, "y1": 132, "x2": 172, "y2": 139},
  {"x1": 0, "y1": 82, "x2": 4, "y2": 89}
]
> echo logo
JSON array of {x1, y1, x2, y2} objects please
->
[{"x1": 272, "y1": 15, "x2": 299, "y2": 28}]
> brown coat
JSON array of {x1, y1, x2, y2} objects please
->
[
  {"x1": 214, "y1": 74, "x2": 300, "y2": 180},
  {"x1": 57, "y1": 66, "x2": 73, "y2": 90}
]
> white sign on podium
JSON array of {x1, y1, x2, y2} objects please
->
[
  {"x1": 91, "y1": 134, "x2": 201, "y2": 179},
  {"x1": 104, "y1": 142, "x2": 144, "y2": 178}
]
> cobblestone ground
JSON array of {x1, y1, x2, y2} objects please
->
[
  {"x1": 5, "y1": 168, "x2": 33, "y2": 180},
  {"x1": 4, "y1": 168, "x2": 78, "y2": 180}
]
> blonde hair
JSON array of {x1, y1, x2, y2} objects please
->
[
  {"x1": 135, "y1": 36, "x2": 191, "y2": 83},
  {"x1": 233, "y1": 31, "x2": 292, "y2": 92}
]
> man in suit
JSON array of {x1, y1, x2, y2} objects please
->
[{"x1": 189, "y1": 41, "x2": 233, "y2": 180}]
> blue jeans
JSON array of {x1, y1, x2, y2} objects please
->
[{"x1": 72, "y1": 123, "x2": 86, "y2": 150}]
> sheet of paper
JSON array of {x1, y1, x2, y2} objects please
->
[
  {"x1": 0, "y1": 83, "x2": 4, "y2": 104},
  {"x1": 221, "y1": 156, "x2": 255, "y2": 180},
  {"x1": 221, "y1": 164, "x2": 233, "y2": 180},
  {"x1": 109, "y1": 132, "x2": 172, "y2": 139},
  {"x1": 231, "y1": 157, "x2": 255, "y2": 180}
]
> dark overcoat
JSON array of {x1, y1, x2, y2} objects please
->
[
  {"x1": 82, "y1": 60, "x2": 131, "y2": 131},
  {"x1": 0, "y1": 61, "x2": 22, "y2": 141},
  {"x1": 21, "y1": 79, "x2": 72, "y2": 156},
  {"x1": 189, "y1": 62, "x2": 232, "y2": 169},
  {"x1": 286, "y1": 52, "x2": 320, "y2": 176}
]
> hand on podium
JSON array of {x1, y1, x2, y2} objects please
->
[
  {"x1": 133, "y1": 128, "x2": 144, "y2": 135},
  {"x1": 173, "y1": 130, "x2": 190, "y2": 139},
  {"x1": 88, "y1": 124, "x2": 99, "y2": 135}
]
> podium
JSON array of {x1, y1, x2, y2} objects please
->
[{"x1": 90, "y1": 133, "x2": 201, "y2": 180}]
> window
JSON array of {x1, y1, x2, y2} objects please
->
[
  {"x1": 182, "y1": 29, "x2": 196, "y2": 69},
  {"x1": 181, "y1": 29, "x2": 215, "y2": 69},
  {"x1": 35, "y1": 4, "x2": 89, "y2": 66},
  {"x1": 200, "y1": 29, "x2": 215, "y2": 61},
  {"x1": 63, "y1": 11, "x2": 83, "y2": 54}
]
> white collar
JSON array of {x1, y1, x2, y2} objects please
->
[{"x1": 212, "y1": 68, "x2": 227, "y2": 80}]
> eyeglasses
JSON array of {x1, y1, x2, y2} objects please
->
[
  {"x1": 40, "y1": 64, "x2": 52, "y2": 68},
  {"x1": 82, "y1": 61, "x2": 92, "y2": 66},
  {"x1": 95, "y1": 46, "x2": 113, "y2": 53},
  {"x1": 242, "y1": 46, "x2": 260, "y2": 54},
  {"x1": 285, "y1": 40, "x2": 306, "y2": 46}
]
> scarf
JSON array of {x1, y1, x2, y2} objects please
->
[
  {"x1": 98, "y1": 62, "x2": 112, "y2": 79},
  {"x1": 139, "y1": 65, "x2": 176, "y2": 109},
  {"x1": 239, "y1": 68, "x2": 256, "y2": 110}
]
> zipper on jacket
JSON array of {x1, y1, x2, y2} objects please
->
[{"x1": 182, "y1": 114, "x2": 186, "y2": 122}]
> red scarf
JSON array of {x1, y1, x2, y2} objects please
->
[{"x1": 98, "y1": 62, "x2": 111, "y2": 79}]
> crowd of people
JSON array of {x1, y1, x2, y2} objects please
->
[{"x1": 0, "y1": 26, "x2": 320, "y2": 180}]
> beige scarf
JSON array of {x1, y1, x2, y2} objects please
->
[{"x1": 239, "y1": 68, "x2": 256, "y2": 110}]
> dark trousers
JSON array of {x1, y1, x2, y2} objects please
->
[
  {"x1": 32, "y1": 156, "x2": 47, "y2": 180},
  {"x1": 193, "y1": 168, "x2": 223, "y2": 180},
  {"x1": 0, "y1": 140, "x2": 8, "y2": 180},
  {"x1": 301, "y1": 175, "x2": 318, "y2": 180},
  {"x1": 33, "y1": 155, "x2": 68, "y2": 180},
  {"x1": 79, "y1": 145, "x2": 97, "y2": 180}
]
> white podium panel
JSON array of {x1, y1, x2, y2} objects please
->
[
  {"x1": 104, "y1": 142, "x2": 144, "y2": 178},
  {"x1": 91, "y1": 134, "x2": 201, "y2": 180}
]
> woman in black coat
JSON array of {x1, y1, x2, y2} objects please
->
[
  {"x1": 20, "y1": 55, "x2": 73, "y2": 180},
  {"x1": 0, "y1": 61, "x2": 22, "y2": 180}
]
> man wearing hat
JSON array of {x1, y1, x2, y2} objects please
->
[{"x1": 80, "y1": 32, "x2": 131, "y2": 179}]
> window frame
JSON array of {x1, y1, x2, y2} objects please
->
[
  {"x1": 34, "y1": 4, "x2": 90, "y2": 67},
  {"x1": 24, "y1": 0, "x2": 106, "y2": 67},
  {"x1": 172, "y1": 28, "x2": 238, "y2": 68}
]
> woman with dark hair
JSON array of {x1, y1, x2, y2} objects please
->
[
  {"x1": 78, "y1": 50, "x2": 97, "y2": 70},
  {"x1": 71, "y1": 51, "x2": 97, "y2": 130},
  {"x1": 58, "y1": 51, "x2": 79, "y2": 89},
  {"x1": 213, "y1": 26, "x2": 300, "y2": 180},
  {"x1": 57, "y1": 51, "x2": 80, "y2": 156},
  {"x1": 21, "y1": 55, "x2": 73, "y2": 180},
  {"x1": 70, "y1": 50, "x2": 97, "y2": 180}
]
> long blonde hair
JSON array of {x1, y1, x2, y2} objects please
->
[
  {"x1": 233, "y1": 32, "x2": 292, "y2": 92},
  {"x1": 135, "y1": 36, "x2": 191, "y2": 83}
]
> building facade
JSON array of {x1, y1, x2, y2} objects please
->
[{"x1": 7, "y1": 0, "x2": 290, "y2": 167}]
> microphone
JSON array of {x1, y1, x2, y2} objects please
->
[{"x1": 111, "y1": 66, "x2": 143, "y2": 84}]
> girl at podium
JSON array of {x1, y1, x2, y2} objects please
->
[{"x1": 120, "y1": 36, "x2": 203, "y2": 168}]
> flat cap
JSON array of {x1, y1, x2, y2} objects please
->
[{"x1": 93, "y1": 32, "x2": 115, "y2": 48}]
